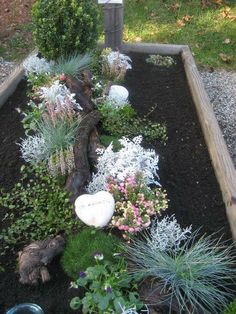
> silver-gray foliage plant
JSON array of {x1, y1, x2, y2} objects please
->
[{"x1": 148, "y1": 215, "x2": 192, "y2": 253}]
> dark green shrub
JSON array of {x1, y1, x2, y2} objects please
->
[
  {"x1": 61, "y1": 228, "x2": 122, "y2": 279},
  {"x1": 32, "y1": 0, "x2": 99, "y2": 60}
]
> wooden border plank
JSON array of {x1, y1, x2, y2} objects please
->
[
  {"x1": 0, "y1": 65, "x2": 24, "y2": 109},
  {"x1": 0, "y1": 50, "x2": 38, "y2": 109},
  {"x1": 181, "y1": 46, "x2": 236, "y2": 240},
  {"x1": 121, "y1": 42, "x2": 187, "y2": 55}
]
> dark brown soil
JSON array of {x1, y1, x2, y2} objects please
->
[
  {"x1": 125, "y1": 52, "x2": 231, "y2": 239},
  {"x1": 0, "y1": 53, "x2": 232, "y2": 313}
]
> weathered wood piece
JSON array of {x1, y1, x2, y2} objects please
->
[
  {"x1": 88, "y1": 127, "x2": 104, "y2": 168},
  {"x1": 0, "y1": 49, "x2": 38, "y2": 109},
  {"x1": 121, "y1": 43, "x2": 187, "y2": 55},
  {"x1": 65, "y1": 74, "x2": 95, "y2": 113},
  {"x1": 66, "y1": 111, "x2": 101, "y2": 203},
  {"x1": 104, "y1": 3, "x2": 124, "y2": 50},
  {"x1": 0, "y1": 65, "x2": 24, "y2": 109},
  {"x1": 181, "y1": 46, "x2": 236, "y2": 240},
  {"x1": 18, "y1": 235, "x2": 65, "y2": 285}
]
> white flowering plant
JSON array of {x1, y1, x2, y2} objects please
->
[{"x1": 87, "y1": 136, "x2": 160, "y2": 193}]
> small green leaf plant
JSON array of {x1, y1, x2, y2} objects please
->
[
  {"x1": 70, "y1": 253, "x2": 143, "y2": 314},
  {"x1": 0, "y1": 165, "x2": 80, "y2": 253},
  {"x1": 98, "y1": 102, "x2": 167, "y2": 143},
  {"x1": 146, "y1": 55, "x2": 176, "y2": 67}
]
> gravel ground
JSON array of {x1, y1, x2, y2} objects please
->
[
  {"x1": 200, "y1": 70, "x2": 236, "y2": 167},
  {"x1": 0, "y1": 57, "x2": 16, "y2": 85},
  {"x1": 0, "y1": 59, "x2": 235, "y2": 167}
]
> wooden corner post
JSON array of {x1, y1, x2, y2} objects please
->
[{"x1": 98, "y1": 0, "x2": 124, "y2": 51}]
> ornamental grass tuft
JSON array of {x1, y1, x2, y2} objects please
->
[
  {"x1": 124, "y1": 221, "x2": 236, "y2": 314},
  {"x1": 51, "y1": 53, "x2": 91, "y2": 78}
]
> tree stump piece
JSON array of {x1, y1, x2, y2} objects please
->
[{"x1": 18, "y1": 235, "x2": 65, "y2": 285}]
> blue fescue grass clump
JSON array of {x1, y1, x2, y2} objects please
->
[
  {"x1": 124, "y1": 224, "x2": 236, "y2": 314},
  {"x1": 51, "y1": 53, "x2": 91, "y2": 78}
]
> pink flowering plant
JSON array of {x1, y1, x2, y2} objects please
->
[{"x1": 107, "y1": 172, "x2": 168, "y2": 236}]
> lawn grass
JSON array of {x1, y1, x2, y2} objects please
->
[
  {"x1": 0, "y1": 0, "x2": 235, "y2": 69},
  {"x1": 0, "y1": 23, "x2": 35, "y2": 62},
  {"x1": 124, "y1": 0, "x2": 236, "y2": 69}
]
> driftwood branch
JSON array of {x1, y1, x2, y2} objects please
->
[
  {"x1": 88, "y1": 127, "x2": 104, "y2": 168},
  {"x1": 65, "y1": 73, "x2": 95, "y2": 113},
  {"x1": 66, "y1": 111, "x2": 101, "y2": 202},
  {"x1": 18, "y1": 235, "x2": 65, "y2": 285}
]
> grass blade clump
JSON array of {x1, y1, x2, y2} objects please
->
[
  {"x1": 36, "y1": 118, "x2": 78, "y2": 159},
  {"x1": 51, "y1": 53, "x2": 91, "y2": 78},
  {"x1": 124, "y1": 217, "x2": 236, "y2": 314}
]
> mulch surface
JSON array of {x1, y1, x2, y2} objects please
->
[
  {"x1": 0, "y1": 0, "x2": 34, "y2": 38},
  {"x1": 125, "y1": 52, "x2": 231, "y2": 238},
  {"x1": 0, "y1": 52, "x2": 232, "y2": 313}
]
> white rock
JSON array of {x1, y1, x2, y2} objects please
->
[
  {"x1": 107, "y1": 85, "x2": 129, "y2": 107},
  {"x1": 74, "y1": 191, "x2": 115, "y2": 228}
]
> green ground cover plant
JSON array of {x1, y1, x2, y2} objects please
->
[
  {"x1": 98, "y1": 102, "x2": 167, "y2": 143},
  {"x1": 0, "y1": 165, "x2": 80, "y2": 251},
  {"x1": 61, "y1": 228, "x2": 122, "y2": 279}
]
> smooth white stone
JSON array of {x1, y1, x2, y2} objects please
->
[
  {"x1": 107, "y1": 85, "x2": 129, "y2": 107},
  {"x1": 74, "y1": 191, "x2": 115, "y2": 228}
]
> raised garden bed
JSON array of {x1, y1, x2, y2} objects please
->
[{"x1": 0, "y1": 43, "x2": 235, "y2": 313}]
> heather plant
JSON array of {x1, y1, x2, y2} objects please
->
[
  {"x1": 87, "y1": 136, "x2": 160, "y2": 193},
  {"x1": 107, "y1": 173, "x2": 168, "y2": 238},
  {"x1": 61, "y1": 228, "x2": 122, "y2": 279},
  {"x1": 70, "y1": 256, "x2": 143, "y2": 314},
  {"x1": 0, "y1": 165, "x2": 80, "y2": 250},
  {"x1": 48, "y1": 146, "x2": 75, "y2": 176},
  {"x1": 32, "y1": 0, "x2": 99, "y2": 60},
  {"x1": 98, "y1": 102, "x2": 167, "y2": 143},
  {"x1": 101, "y1": 48, "x2": 132, "y2": 82},
  {"x1": 124, "y1": 226, "x2": 236, "y2": 314}
]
